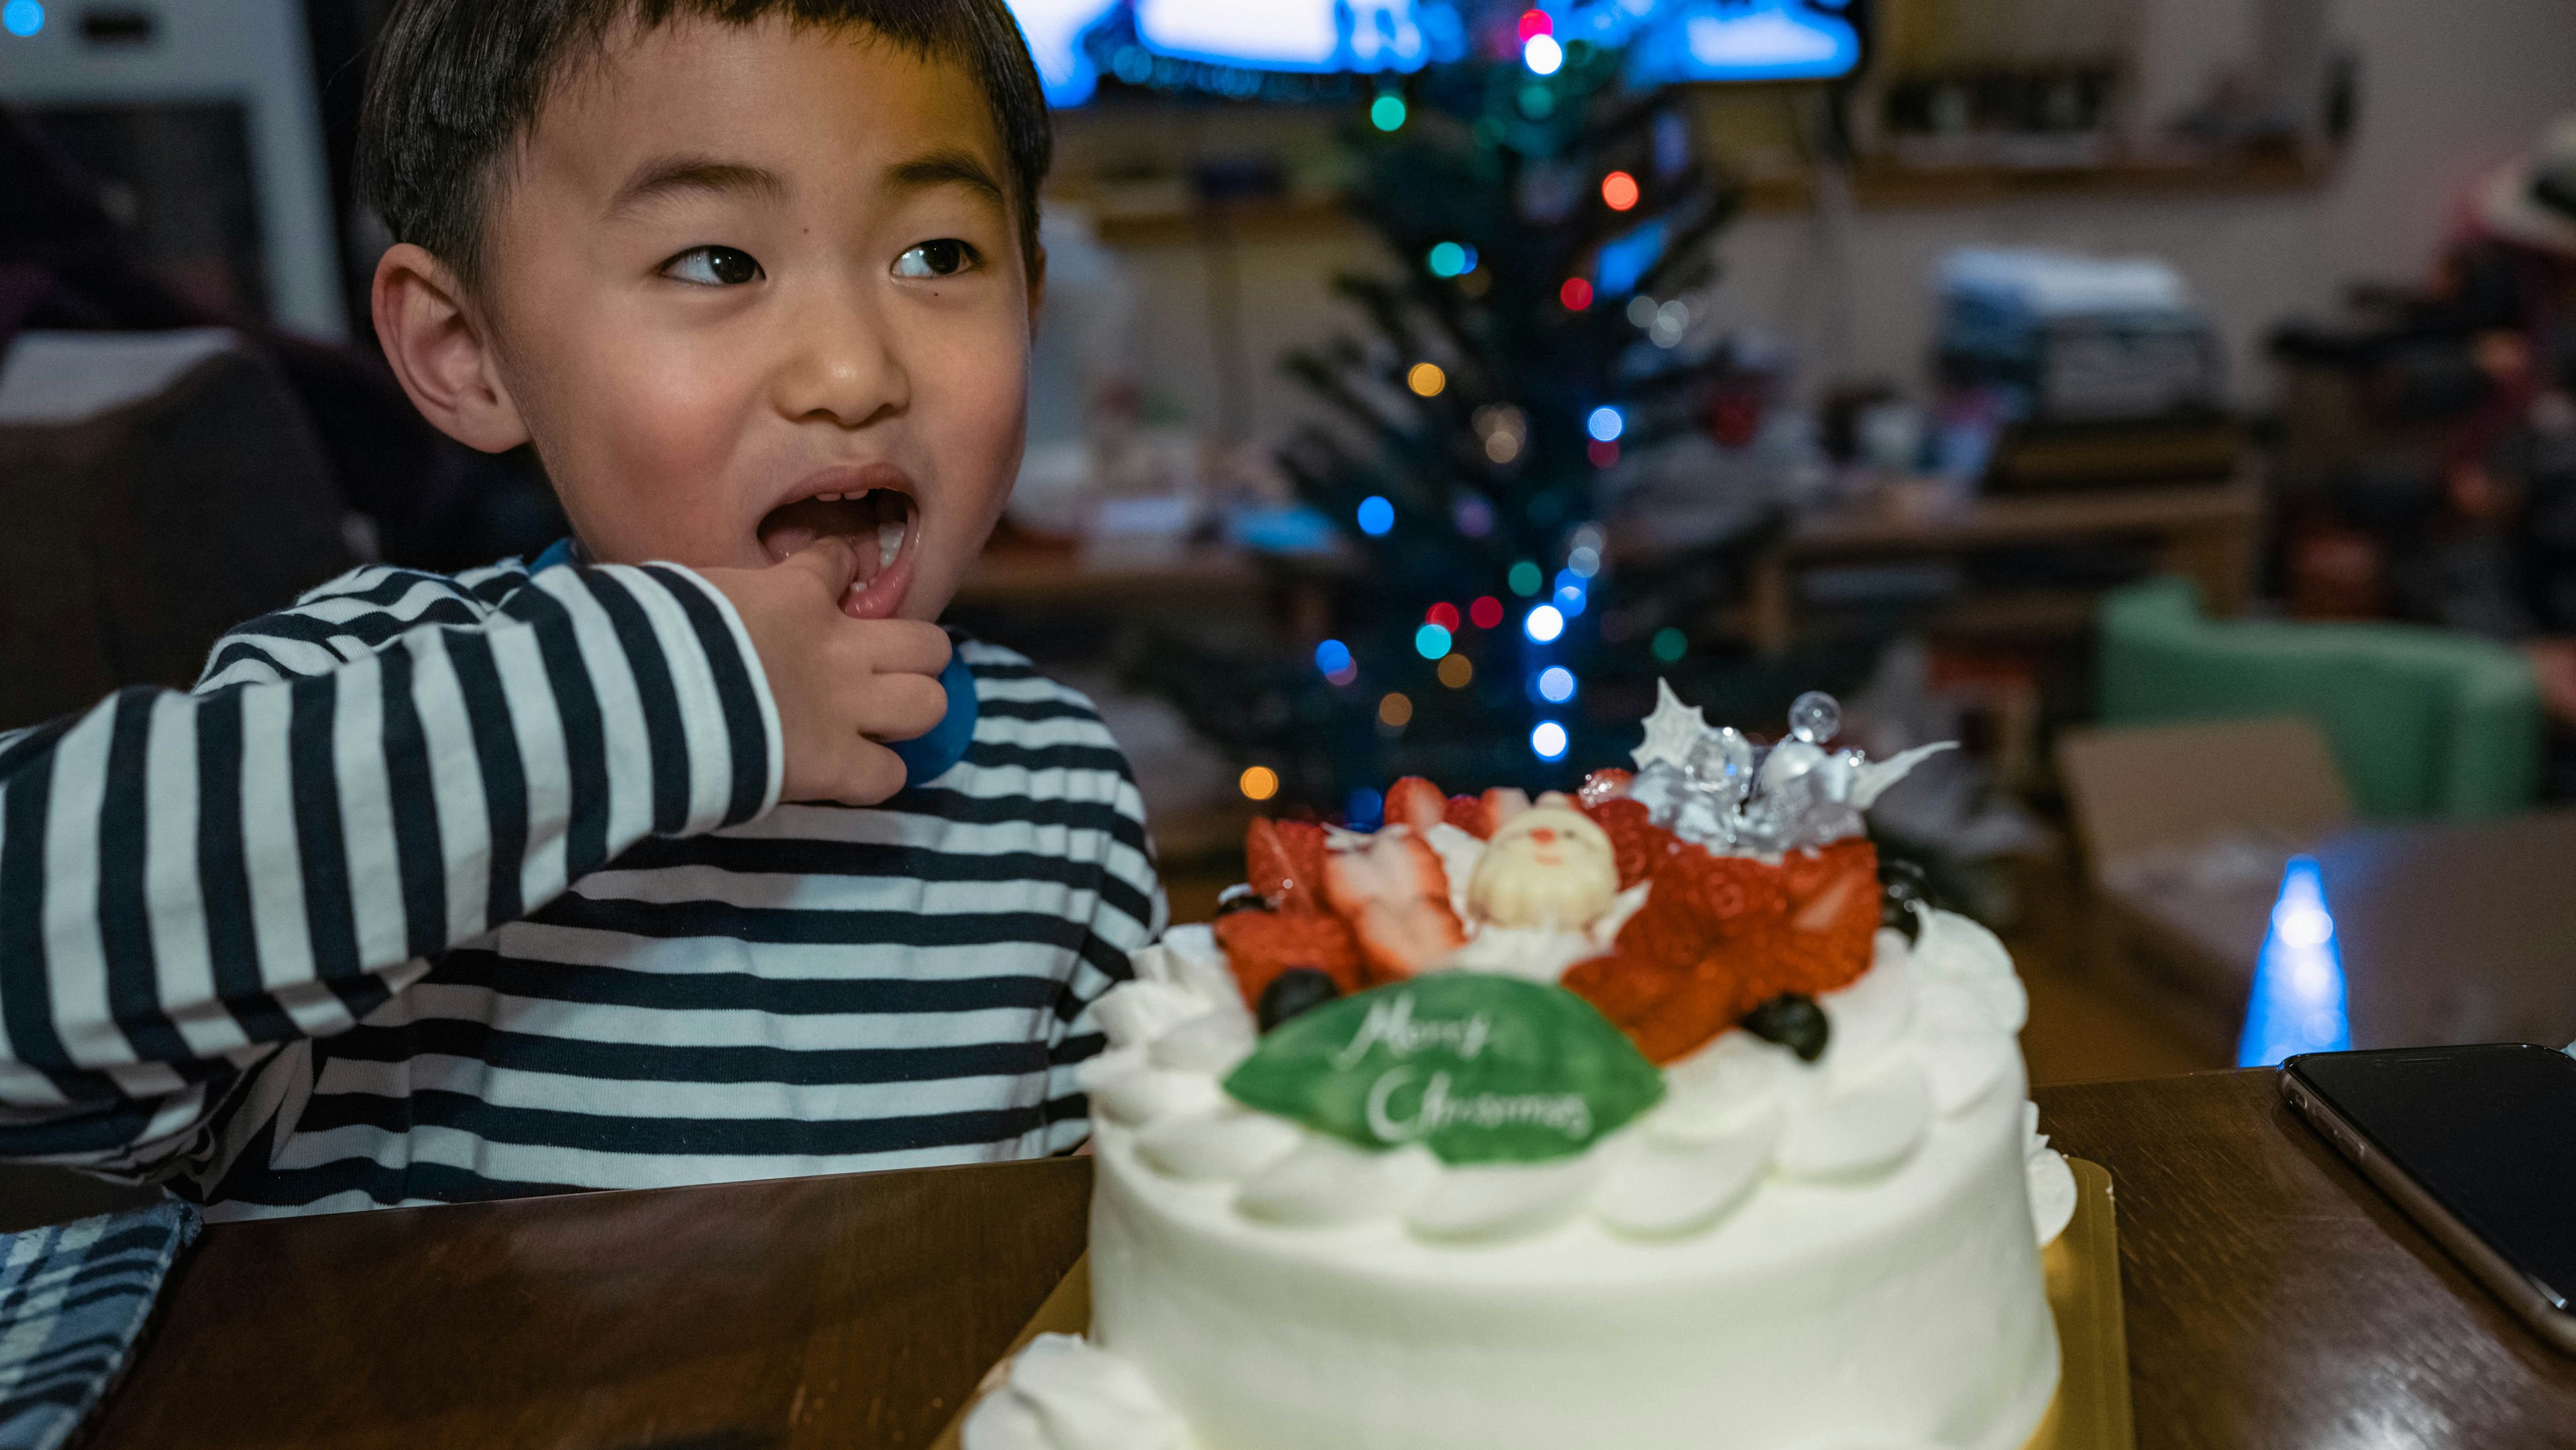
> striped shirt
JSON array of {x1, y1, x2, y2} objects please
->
[{"x1": 0, "y1": 559, "x2": 1163, "y2": 1219}]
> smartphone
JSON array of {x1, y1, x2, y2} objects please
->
[{"x1": 2280, "y1": 1043, "x2": 2576, "y2": 1353}]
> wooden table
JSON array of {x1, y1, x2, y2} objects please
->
[
  {"x1": 80, "y1": 1070, "x2": 2576, "y2": 1448},
  {"x1": 1741, "y1": 478, "x2": 2262, "y2": 656}
]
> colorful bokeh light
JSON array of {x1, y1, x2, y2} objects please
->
[
  {"x1": 1470, "y1": 595, "x2": 1504, "y2": 629},
  {"x1": 1238, "y1": 765, "x2": 1279, "y2": 801},
  {"x1": 1601, "y1": 170, "x2": 1640, "y2": 211}
]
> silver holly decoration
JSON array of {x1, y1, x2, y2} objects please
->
[{"x1": 1620, "y1": 681, "x2": 1957, "y2": 855}]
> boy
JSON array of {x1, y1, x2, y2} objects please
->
[{"x1": 0, "y1": 0, "x2": 1164, "y2": 1218}]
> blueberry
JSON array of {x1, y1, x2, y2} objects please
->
[
  {"x1": 1741, "y1": 993, "x2": 1829, "y2": 1061},
  {"x1": 1256, "y1": 968, "x2": 1341, "y2": 1033},
  {"x1": 1878, "y1": 856, "x2": 1929, "y2": 944}
]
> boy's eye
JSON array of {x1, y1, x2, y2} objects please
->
[
  {"x1": 893, "y1": 240, "x2": 975, "y2": 279},
  {"x1": 663, "y1": 246, "x2": 763, "y2": 287}
]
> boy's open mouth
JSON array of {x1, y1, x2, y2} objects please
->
[{"x1": 757, "y1": 482, "x2": 921, "y2": 620}]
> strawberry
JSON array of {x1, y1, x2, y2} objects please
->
[
  {"x1": 1385, "y1": 776, "x2": 1448, "y2": 834},
  {"x1": 1275, "y1": 819, "x2": 1330, "y2": 907},
  {"x1": 1482, "y1": 786, "x2": 1531, "y2": 831},
  {"x1": 1215, "y1": 909, "x2": 1365, "y2": 1005},
  {"x1": 1322, "y1": 829, "x2": 1467, "y2": 982},
  {"x1": 1244, "y1": 819, "x2": 1315, "y2": 913},
  {"x1": 1584, "y1": 796, "x2": 1674, "y2": 889},
  {"x1": 1443, "y1": 794, "x2": 1493, "y2": 839}
]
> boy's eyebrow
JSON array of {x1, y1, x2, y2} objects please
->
[
  {"x1": 885, "y1": 148, "x2": 1008, "y2": 209},
  {"x1": 608, "y1": 156, "x2": 786, "y2": 217}
]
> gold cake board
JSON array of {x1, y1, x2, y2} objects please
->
[{"x1": 934, "y1": 1158, "x2": 2131, "y2": 1450}]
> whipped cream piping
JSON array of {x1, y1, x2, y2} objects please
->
[
  {"x1": 1096, "y1": 910, "x2": 2060, "y2": 1250},
  {"x1": 961, "y1": 1333, "x2": 1193, "y2": 1450}
]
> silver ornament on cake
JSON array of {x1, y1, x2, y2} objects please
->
[{"x1": 1615, "y1": 682, "x2": 1954, "y2": 855}]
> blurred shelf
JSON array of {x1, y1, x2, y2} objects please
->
[
  {"x1": 1737, "y1": 476, "x2": 2264, "y2": 656},
  {"x1": 1063, "y1": 148, "x2": 2331, "y2": 248}
]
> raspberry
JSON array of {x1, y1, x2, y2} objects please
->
[
  {"x1": 1214, "y1": 909, "x2": 1364, "y2": 1007},
  {"x1": 1565, "y1": 838, "x2": 1882, "y2": 1064},
  {"x1": 1578, "y1": 768, "x2": 1633, "y2": 809},
  {"x1": 1584, "y1": 796, "x2": 1674, "y2": 889}
]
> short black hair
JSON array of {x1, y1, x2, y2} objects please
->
[{"x1": 358, "y1": 0, "x2": 1051, "y2": 293}]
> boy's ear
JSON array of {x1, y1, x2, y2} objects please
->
[{"x1": 372, "y1": 244, "x2": 531, "y2": 454}]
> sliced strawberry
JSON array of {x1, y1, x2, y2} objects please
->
[
  {"x1": 1443, "y1": 794, "x2": 1493, "y2": 839},
  {"x1": 1585, "y1": 796, "x2": 1674, "y2": 889},
  {"x1": 1322, "y1": 829, "x2": 1468, "y2": 982},
  {"x1": 1483, "y1": 786, "x2": 1531, "y2": 831},
  {"x1": 1215, "y1": 909, "x2": 1364, "y2": 1006},
  {"x1": 1385, "y1": 776, "x2": 1448, "y2": 834}
]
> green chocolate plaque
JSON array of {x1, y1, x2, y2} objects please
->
[{"x1": 1222, "y1": 974, "x2": 1664, "y2": 1165}]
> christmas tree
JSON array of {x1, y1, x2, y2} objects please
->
[{"x1": 1136, "y1": 15, "x2": 1769, "y2": 824}]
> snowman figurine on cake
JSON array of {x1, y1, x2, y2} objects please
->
[{"x1": 967, "y1": 684, "x2": 2077, "y2": 1450}]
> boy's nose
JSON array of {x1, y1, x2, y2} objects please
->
[{"x1": 774, "y1": 289, "x2": 909, "y2": 429}]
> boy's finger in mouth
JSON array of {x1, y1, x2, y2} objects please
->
[{"x1": 757, "y1": 472, "x2": 922, "y2": 619}]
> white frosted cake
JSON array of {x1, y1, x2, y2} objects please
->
[{"x1": 967, "y1": 686, "x2": 2076, "y2": 1450}]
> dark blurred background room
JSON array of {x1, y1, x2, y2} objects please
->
[{"x1": 5, "y1": 0, "x2": 2573, "y2": 1096}]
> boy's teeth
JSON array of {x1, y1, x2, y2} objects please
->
[{"x1": 878, "y1": 519, "x2": 906, "y2": 568}]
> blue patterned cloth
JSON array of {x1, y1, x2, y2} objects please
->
[{"x1": 0, "y1": 1200, "x2": 199, "y2": 1450}]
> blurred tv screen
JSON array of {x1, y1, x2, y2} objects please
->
[{"x1": 1018, "y1": 1, "x2": 1865, "y2": 106}]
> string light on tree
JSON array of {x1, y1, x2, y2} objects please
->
[
  {"x1": 1523, "y1": 33, "x2": 1562, "y2": 75},
  {"x1": 1407, "y1": 362, "x2": 1446, "y2": 397},
  {"x1": 1379, "y1": 692, "x2": 1414, "y2": 729},
  {"x1": 1427, "y1": 242, "x2": 1478, "y2": 278},
  {"x1": 1356, "y1": 495, "x2": 1395, "y2": 535},
  {"x1": 1414, "y1": 623, "x2": 1454, "y2": 659},
  {"x1": 1560, "y1": 276, "x2": 1593, "y2": 311},
  {"x1": 1470, "y1": 596, "x2": 1504, "y2": 629},
  {"x1": 1652, "y1": 627, "x2": 1687, "y2": 663},
  {"x1": 1238, "y1": 765, "x2": 1280, "y2": 801},
  {"x1": 1587, "y1": 405, "x2": 1625, "y2": 442},
  {"x1": 1525, "y1": 603, "x2": 1566, "y2": 643},
  {"x1": 1438, "y1": 654, "x2": 1474, "y2": 688},
  {"x1": 1537, "y1": 666, "x2": 1577, "y2": 703},
  {"x1": 1531, "y1": 721, "x2": 1570, "y2": 760},
  {"x1": 1370, "y1": 93, "x2": 1407, "y2": 132},
  {"x1": 1508, "y1": 560, "x2": 1544, "y2": 597},
  {"x1": 1601, "y1": 170, "x2": 1640, "y2": 211},
  {"x1": 1426, "y1": 602, "x2": 1461, "y2": 631}
]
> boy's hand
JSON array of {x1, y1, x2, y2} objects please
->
[{"x1": 699, "y1": 538, "x2": 951, "y2": 807}]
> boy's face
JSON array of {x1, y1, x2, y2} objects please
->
[{"x1": 474, "y1": 17, "x2": 1034, "y2": 620}]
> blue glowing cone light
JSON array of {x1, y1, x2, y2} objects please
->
[{"x1": 2236, "y1": 855, "x2": 2351, "y2": 1067}]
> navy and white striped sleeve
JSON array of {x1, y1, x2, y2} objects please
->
[
  {"x1": 1041, "y1": 721, "x2": 1169, "y2": 1154},
  {"x1": 0, "y1": 562, "x2": 780, "y2": 1172}
]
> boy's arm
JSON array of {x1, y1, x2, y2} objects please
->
[
  {"x1": 0, "y1": 562, "x2": 782, "y2": 1170},
  {"x1": 1044, "y1": 758, "x2": 1169, "y2": 1155}
]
